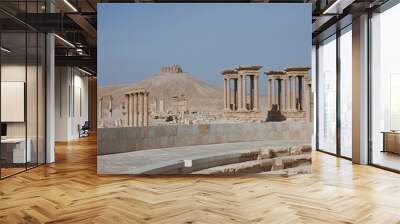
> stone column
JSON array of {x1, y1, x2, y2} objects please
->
[
  {"x1": 305, "y1": 83, "x2": 311, "y2": 122},
  {"x1": 227, "y1": 78, "x2": 231, "y2": 111},
  {"x1": 285, "y1": 78, "x2": 289, "y2": 111},
  {"x1": 280, "y1": 79, "x2": 285, "y2": 111},
  {"x1": 98, "y1": 97, "x2": 102, "y2": 118},
  {"x1": 234, "y1": 79, "x2": 238, "y2": 111},
  {"x1": 238, "y1": 75, "x2": 243, "y2": 110},
  {"x1": 288, "y1": 77, "x2": 292, "y2": 111},
  {"x1": 125, "y1": 93, "x2": 133, "y2": 126},
  {"x1": 291, "y1": 76, "x2": 297, "y2": 111},
  {"x1": 266, "y1": 78, "x2": 270, "y2": 110},
  {"x1": 108, "y1": 96, "x2": 113, "y2": 118},
  {"x1": 249, "y1": 76, "x2": 254, "y2": 110},
  {"x1": 276, "y1": 79, "x2": 280, "y2": 110},
  {"x1": 223, "y1": 78, "x2": 227, "y2": 110},
  {"x1": 144, "y1": 92, "x2": 148, "y2": 126},
  {"x1": 276, "y1": 80, "x2": 280, "y2": 108},
  {"x1": 254, "y1": 76, "x2": 259, "y2": 111},
  {"x1": 271, "y1": 78, "x2": 275, "y2": 107},
  {"x1": 301, "y1": 76, "x2": 305, "y2": 111},
  {"x1": 133, "y1": 93, "x2": 138, "y2": 126},
  {"x1": 130, "y1": 94, "x2": 133, "y2": 126},
  {"x1": 242, "y1": 75, "x2": 246, "y2": 110},
  {"x1": 160, "y1": 99, "x2": 165, "y2": 113},
  {"x1": 138, "y1": 93, "x2": 144, "y2": 126},
  {"x1": 281, "y1": 79, "x2": 285, "y2": 111},
  {"x1": 124, "y1": 94, "x2": 129, "y2": 126}
]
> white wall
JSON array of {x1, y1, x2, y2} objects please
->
[
  {"x1": 1, "y1": 63, "x2": 47, "y2": 164},
  {"x1": 55, "y1": 67, "x2": 89, "y2": 141},
  {"x1": 1, "y1": 65, "x2": 36, "y2": 137}
]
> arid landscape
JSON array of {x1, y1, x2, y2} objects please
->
[
  {"x1": 98, "y1": 65, "x2": 313, "y2": 175},
  {"x1": 98, "y1": 66, "x2": 269, "y2": 128}
]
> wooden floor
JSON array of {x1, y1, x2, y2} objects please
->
[{"x1": 1, "y1": 135, "x2": 400, "y2": 224}]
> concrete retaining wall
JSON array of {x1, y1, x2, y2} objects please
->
[{"x1": 98, "y1": 122, "x2": 312, "y2": 155}]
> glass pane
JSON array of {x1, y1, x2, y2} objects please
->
[
  {"x1": 318, "y1": 35, "x2": 337, "y2": 154},
  {"x1": 0, "y1": 1, "x2": 46, "y2": 178},
  {"x1": 340, "y1": 26, "x2": 352, "y2": 158},
  {"x1": 1, "y1": 31, "x2": 27, "y2": 177},
  {"x1": 38, "y1": 33, "x2": 46, "y2": 165},
  {"x1": 371, "y1": 4, "x2": 400, "y2": 170},
  {"x1": 27, "y1": 31, "x2": 38, "y2": 169}
]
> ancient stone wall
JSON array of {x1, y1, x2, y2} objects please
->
[{"x1": 98, "y1": 121, "x2": 312, "y2": 155}]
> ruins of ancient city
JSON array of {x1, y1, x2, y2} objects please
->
[
  {"x1": 97, "y1": 64, "x2": 313, "y2": 128},
  {"x1": 123, "y1": 89, "x2": 149, "y2": 127}
]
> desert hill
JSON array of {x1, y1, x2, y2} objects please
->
[{"x1": 98, "y1": 72, "x2": 224, "y2": 118}]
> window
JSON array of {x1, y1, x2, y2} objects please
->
[
  {"x1": 317, "y1": 34, "x2": 337, "y2": 154},
  {"x1": 370, "y1": 3, "x2": 400, "y2": 171},
  {"x1": 339, "y1": 26, "x2": 352, "y2": 158}
]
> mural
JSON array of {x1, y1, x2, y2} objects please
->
[{"x1": 97, "y1": 3, "x2": 313, "y2": 175}]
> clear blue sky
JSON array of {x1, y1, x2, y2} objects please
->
[{"x1": 98, "y1": 3, "x2": 311, "y2": 90}]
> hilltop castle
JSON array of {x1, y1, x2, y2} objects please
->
[{"x1": 160, "y1": 64, "x2": 183, "y2": 74}]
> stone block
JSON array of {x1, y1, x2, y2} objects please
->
[
  {"x1": 271, "y1": 147, "x2": 290, "y2": 158},
  {"x1": 257, "y1": 148, "x2": 272, "y2": 160},
  {"x1": 146, "y1": 126, "x2": 159, "y2": 138},
  {"x1": 271, "y1": 159, "x2": 284, "y2": 171},
  {"x1": 301, "y1": 145, "x2": 312, "y2": 153},
  {"x1": 191, "y1": 125, "x2": 199, "y2": 136},
  {"x1": 290, "y1": 130, "x2": 301, "y2": 139},
  {"x1": 198, "y1": 124, "x2": 210, "y2": 134},
  {"x1": 167, "y1": 136, "x2": 176, "y2": 147},
  {"x1": 164, "y1": 126, "x2": 178, "y2": 137},
  {"x1": 143, "y1": 162, "x2": 184, "y2": 175},
  {"x1": 160, "y1": 136, "x2": 169, "y2": 148},
  {"x1": 98, "y1": 128, "x2": 121, "y2": 155},
  {"x1": 289, "y1": 145, "x2": 303, "y2": 155},
  {"x1": 177, "y1": 125, "x2": 192, "y2": 137}
]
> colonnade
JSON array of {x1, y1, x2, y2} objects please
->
[
  {"x1": 124, "y1": 89, "x2": 149, "y2": 127},
  {"x1": 265, "y1": 68, "x2": 310, "y2": 113},
  {"x1": 221, "y1": 66, "x2": 311, "y2": 120},
  {"x1": 222, "y1": 65, "x2": 261, "y2": 112}
]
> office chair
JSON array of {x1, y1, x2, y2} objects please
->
[{"x1": 79, "y1": 121, "x2": 90, "y2": 138}]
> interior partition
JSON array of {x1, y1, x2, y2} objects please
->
[{"x1": 0, "y1": 13, "x2": 46, "y2": 179}]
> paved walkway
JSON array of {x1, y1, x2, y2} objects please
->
[{"x1": 98, "y1": 140, "x2": 309, "y2": 174}]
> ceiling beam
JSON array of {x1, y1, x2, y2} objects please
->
[
  {"x1": 55, "y1": 55, "x2": 96, "y2": 73},
  {"x1": 67, "y1": 13, "x2": 97, "y2": 45}
]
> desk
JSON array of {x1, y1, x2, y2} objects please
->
[
  {"x1": 382, "y1": 131, "x2": 400, "y2": 154},
  {"x1": 1, "y1": 138, "x2": 31, "y2": 163}
]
